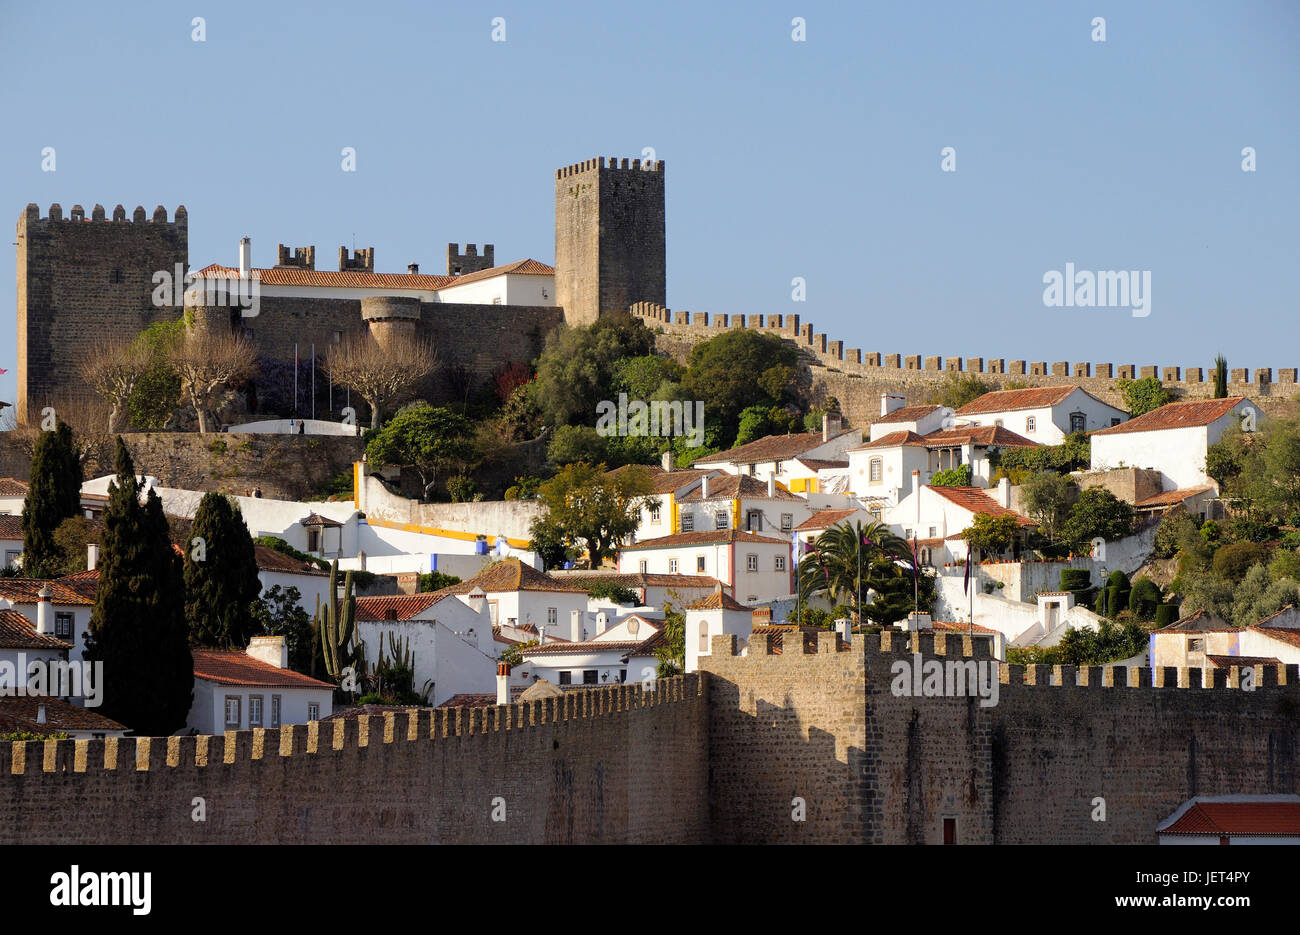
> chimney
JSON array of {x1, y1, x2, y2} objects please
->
[
  {"x1": 822, "y1": 411, "x2": 842, "y2": 441},
  {"x1": 701, "y1": 475, "x2": 710, "y2": 499},
  {"x1": 357, "y1": 550, "x2": 367, "y2": 571},
  {"x1": 997, "y1": 476, "x2": 1011, "y2": 508},
  {"x1": 905, "y1": 611, "x2": 932, "y2": 632},
  {"x1": 595, "y1": 610, "x2": 608, "y2": 633},
  {"x1": 767, "y1": 475, "x2": 776, "y2": 497},
  {"x1": 881, "y1": 394, "x2": 905, "y2": 417},
  {"x1": 246, "y1": 635, "x2": 288, "y2": 669},
  {"x1": 407, "y1": 263, "x2": 419, "y2": 275},
  {"x1": 86, "y1": 543, "x2": 98, "y2": 571},
  {"x1": 36, "y1": 702, "x2": 46, "y2": 725},
  {"x1": 36, "y1": 585, "x2": 52, "y2": 635},
  {"x1": 496, "y1": 663, "x2": 510, "y2": 705},
  {"x1": 238, "y1": 237, "x2": 251, "y2": 279},
  {"x1": 569, "y1": 608, "x2": 584, "y2": 642},
  {"x1": 465, "y1": 587, "x2": 487, "y2": 620},
  {"x1": 661, "y1": 450, "x2": 675, "y2": 471}
]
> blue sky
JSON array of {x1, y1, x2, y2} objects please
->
[{"x1": 1, "y1": 0, "x2": 1297, "y2": 407}]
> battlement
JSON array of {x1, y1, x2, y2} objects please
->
[
  {"x1": 446, "y1": 242, "x2": 494, "y2": 276},
  {"x1": 555, "y1": 156, "x2": 666, "y2": 178},
  {"x1": 276, "y1": 244, "x2": 316, "y2": 269},
  {"x1": 2, "y1": 676, "x2": 698, "y2": 777},
  {"x1": 338, "y1": 245, "x2": 375, "y2": 272},
  {"x1": 20, "y1": 202, "x2": 187, "y2": 228}
]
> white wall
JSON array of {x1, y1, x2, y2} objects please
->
[
  {"x1": 225, "y1": 419, "x2": 361, "y2": 436},
  {"x1": 617, "y1": 541, "x2": 792, "y2": 604},
  {"x1": 187, "y1": 680, "x2": 333, "y2": 734}
]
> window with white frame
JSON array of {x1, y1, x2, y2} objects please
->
[
  {"x1": 781, "y1": 513, "x2": 793, "y2": 531},
  {"x1": 649, "y1": 503, "x2": 661, "y2": 522},
  {"x1": 746, "y1": 554, "x2": 758, "y2": 572},
  {"x1": 775, "y1": 555, "x2": 786, "y2": 571},
  {"x1": 669, "y1": 558, "x2": 679, "y2": 573},
  {"x1": 715, "y1": 511, "x2": 729, "y2": 529},
  {"x1": 224, "y1": 696, "x2": 241, "y2": 730},
  {"x1": 1025, "y1": 416, "x2": 1036, "y2": 432},
  {"x1": 638, "y1": 559, "x2": 648, "y2": 573},
  {"x1": 696, "y1": 555, "x2": 706, "y2": 572},
  {"x1": 869, "y1": 458, "x2": 882, "y2": 482},
  {"x1": 681, "y1": 513, "x2": 694, "y2": 532},
  {"x1": 54, "y1": 612, "x2": 73, "y2": 640},
  {"x1": 248, "y1": 695, "x2": 263, "y2": 728},
  {"x1": 746, "y1": 510, "x2": 762, "y2": 531},
  {"x1": 307, "y1": 702, "x2": 320, "y2": 721},
  {"x1": 271, "y1": 695, "x2": 282, "y2": 728}
]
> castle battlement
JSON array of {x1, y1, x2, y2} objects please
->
[
  {"x1": 2, "y1": 676, "x2": 699, "y2": 778},
  {"x1": 555, "y1": 156, "x2": 665, "y2": 178},
  {"x1": 21, "y1": 202, "x2": 187, "y2": 227}
]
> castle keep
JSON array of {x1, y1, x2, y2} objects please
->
[{"x1": 2, "y1": 633, "x2": 1295, "y2": 845}]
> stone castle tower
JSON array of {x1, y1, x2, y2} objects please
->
[
  {"x1": 554, "y1": 157, "x2": 666, "y2": 327},
  {"x1": 15, "y1": 203, "x2": 188, "y2": 424}
]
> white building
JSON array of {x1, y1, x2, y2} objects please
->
[
  {"x1": 188, "y1": 636, "x2": 335, "y2": 734},
  {"x1": 0, "y1": 515, "x2": 21, "y2": 569},
  {"x1": 885, "y1": 479, "x2": 1036, "y2": 565},
  {"x1": 1089, "y1": 396, "x2": 1253, "y2": 493},
  {"x1": 253, "y1": 544, "x2": 333, "y2": 614},
  {"x1": 0, "y1": 696, "x2": 126, "y2": 740},
  {"x1": 1158, "y1": 796, "x2": 1300, "y2": 845},
  {"x1": 414, "y1": 558, "x2": 591, "y2": 640},
  {"x1": 671, "y1": 473, "x2": 812, "y2": 538},
  {"x1": 869, "y1": 398, "x2": 950, "y2": 440},
  {"x1": 517, "y1": 612, "x2": 665, "y2": 688},
  {"x1": 955, "y1": 385, "x2": 1128, "y2": 445},
  {"x1": 0, "y1": 579, "x2": 94, "y2": 663},
  {"x1": 547, "y1": 570, "x2": 724, "y2": 611},
  {"x1": 684, "y1": 590, "x2": 754, "y2": 673},
  {"x1": 688, "y1": 415, "x2": 863, "y2": 485},
  {"x1": 0, "y1": 477, "x2": 26, "y2": 516},
  {"x1": 617, "y1": 529, "x2": 793, "y2": 605}
]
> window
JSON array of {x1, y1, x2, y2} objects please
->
[
  {"x1": 582, "y1": 670, "x2": 598, "y2": 685},
  {"x1": 748, "y1": 464, "x2": 757, "y2": 476},
  {"x1": 943, "y1": 818, "x2": 956, "y2": 845},
  {"x1": 649, "y1": 503, "x2": 661, "y2": 522},
  {"x1": 270, "y1": 695, "x2": 282, "y2": 728},
  {"x1": 109, "y1": 268, "x2": 123, "y2": 284},
  {"x1": 715, "y1": 511, "x2": 729, "y2": 530},
  {"x1": 696, "y1": 555, "x2": 706, "y2": 572},
  {"x1": 1110, "y1": 417, "x2": 1121, "y2": 427},
  {"x1": 681, "y1": 513, "x2": 694, "y2": 532},
  {"x1": 224, "y1": 696, "x2": 241, "y2": 730},
  {"x1": 781, "y1": 513, "x2": 793, "y2": 532},
  {"x1": 775, "y1": 555, "x2": 786, "y2": 571},
  {"x1": 1025, "y1": 416, "x2": 1036, "y2": 432},
  {"x1": 248, "y1": 695, "x2": 264, "y2": 727},
  {"x1": 1070, "y1": 411, "x2": 1086, "y2": 433},
  {"x1": 774, "y1": 461, "x2": 784, "y2": 474},
  {"x1": 698, "y1": 620, "x2": 710, "y2": 653},
  {"x1": 4, "y1": 550, "x2": 19, "y2": 567},
  {"x1": 928, "y1": 527, "x2": 937, "y2": 538},
  {"x1": 547, "y1": 607, "x2": 558, "y2": 625},
  {"x1": 638, "y1": 560, "x2": 648, "y2": 574},
  {"x1": 869, "y1": 458, "x2": 882, "y2": 483},
  {"x1": 746, "y1": 511, "x2": 762, "y2": 531},
  {"x1": 1189, "y1": 638, "x2": 1205, "y2": 652},
  {"x1": 619, "y1": 669, "x2": 627, "y2": 682},
  {"x1": 488, "y1": 600, "x2": 499, "y2": 625},
  {"x1": 668, "y1": 558, "x2": 678, "y2": 573},
  {"x1": 54, "y1": 612, "x2": 73, "y2": 640},
  {"x1": 307, "y1": 529, "x2": 320, "y2": 552},
  {"x1": 559, "y1": 671, "x2": 572, "y2": 685},
  {"x1": 746, "y1": 554, "x2": 758, "y2": 572},
  {"x1": 332, "y1": 330, "x2": 343, "y2": 344},
  {"x1": 307, "y1": 702, "x2": 320, "y2": 721}
]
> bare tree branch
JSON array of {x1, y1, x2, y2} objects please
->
[
  {"x1": 172, "y1": 329, "x2": 258, "y2": 434},
  {"x1": 325, "y1": 333, "x2": 438, "y2": 428},
  {"x1": 77, "y1": 337, "x2": 154, "y2": 433}
]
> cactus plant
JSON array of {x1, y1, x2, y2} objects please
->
[{"x1": 316, "y1": 559, "x2": 363, "y2": 686}]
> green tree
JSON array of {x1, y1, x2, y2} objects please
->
[
  {"x1": 613, "y1": 354, "x2": 683, "y2": 398},
  {"x1": 797, "y1": 521, "x2": 915, "y2": 624},
  {"x1": 1211, "y1": 541, "x2": 1270, "y2": 580},
  {"x1": 929, "y1": 465, "x2": 972, "y2": 487},
  {"x1": 83, "y1": 438, "x2": 193, "y2": 735},
  {"x1": 1060, "y1": 487, "x2": 1134, "y2": 551},
  {"x1": 50, "y1": 515, "x2": 102, "y2": 576},
  {"x1": 365, "y1": 402, "x2": 476, "y2": 500},
  {"x1": 252, "y1": 585, "x2": 314, "y2": 673},
  {"x1": 733, "y1": 404, "x2": 799, "y2": 447},
  {"x1": 1021, "y1": 472, "x2": 1074, "y2": 541},
  {"x1": 548, "y1": 424, "x2": 609, "y2": 466},
  {"x1": 1213, "y1": 354, "x2": 1228, "y2": 399},
  {"x1": 184, "y1": 492, "x2": 263, "y2": 649},
  {"x1": 1128, "y1": 577, "x2": 1162, "y2": 619},
  {"x1": 961, "y1": 513, "x2": 1021, "y2": 556},
  {"x1": 1117, "y1": 376, "x2": 1173, "y2": 416},
  {"x1": 21, "y1": 421, "x2": 84, "y2": 577},
  {"x1": 654, "y1": 603, "x2": 686, "y2": 677},
  {"x1": 418, "y1": 570, "x2": 462, "y2": 592},
  {"x1": 1230, "y1": 563, "x2": 1299, "y2": 628},
  {"x1": 127, "y1": 318, "x2": 185, "y2": 428},
  {"x1": 530, "y1": 462, "x2": 653, "y2": 567},
  {"x1": 533, "y1": 314, "x2": 655, "y2": 427},
  {"x1": 927, "y1": 372, "x2": 994, "y2": 410},
  {"x1": 680, "y1": 330, "x2": 799, "y2": 444}
]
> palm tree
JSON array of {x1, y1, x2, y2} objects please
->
[{"x1": 796, "y1": 520, "x2": 914, "y2": 625}]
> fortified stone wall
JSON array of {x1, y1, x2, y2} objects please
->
[
  {"x1": 633, "y1": 303, "x2": 1300, "y2": 431},
  {"x1": 703, "y1": 629, "x2": 1300, "y2": 844},
  {"x1": 0, "y1": 678, "x2": 707, "y2": 845}
]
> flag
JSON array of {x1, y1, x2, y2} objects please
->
[
  {"x1": 910, "y1": 531, "x2": 919, "y2": 591},
  {"x1": 0, "y1": 368, "x2": 7, "y2": 374},
  {"x1": 964, "y1": 542, "x2": 972, "y2": 595}
]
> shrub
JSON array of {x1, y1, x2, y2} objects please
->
[
  {"x1": 1200, "y1": 520, "x2": 1222, "y2": 544},
  {"x1": 1106, "y1": 570, "x2": 1130, "y2": 589},
  {"x1": 1229, "y1": 518, "x2": 1276, "y2": 543},
  {"x1": 1128, "y1": 577, "x2": 1162, "y2": 619},
  {"x1": 1154, "y1": 603, "x2": 1178, "y2": 627},
  {"x1": 1060, "y1": 568, "x2": 1091, "y2": 591},
  {"x1": 1269, "y1": 549, "x2": 1300, "y2": 583},
  {"x1": 445, "y1": 474, "x2": 479, "y2": 502},
  {"x1": 930, "y1": 465, "x2": 972, "y2": 487},
  {"x1": 1152, "y1": 510, "x2": 1197, "y2": 559},
  {"x1": 1212, "y1": 541, "x2": 1270, "y2": 580},
  {"x1": 584, "y1": 580, "x2": 640, "y2": 604},
  {"x1": 1107, "y1": 586, "x2": 1130, "y2": 618},
  {"x1": 418, "y1": 571, "x2": 462, "y2": 592}
]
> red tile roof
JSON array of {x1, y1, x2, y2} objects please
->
[
  {"x1": 1158, "y1": 609, "x2": 1235, "y2": 633},
  {"x1": 300, "y1": 512, "x2": 342, "y2": 528},
  {"x1": 192, "y1": 259, "x2": 553, "y2": 292},
  {"x1": 850, "y1": 430, "x2": 929, "y2": 451},
  {"x1": 321, "y1": 703, "x2": 429, "y2": 721},
  {"x1": 437, "y1": 258, "x2": 554, "y2": 286},
  {"x1": 57, "y1": 569, "x2": 99, "y2": 600},
  {"x1": 686, "y1": 591, "x2": 751, "y2": 612},
  {"x1": 254, "y1": 544, "x2": 329, "y2": 576},
  {"x1": 795, "y1": 457, "x2": 849, "y2": 471},
  {"x1": 0, "y1": 609, "x2": 72, "y2": 650},
  {"x1": 625, "y1": 529, "x2": 791, "y2": 549},
  {"x1": 1092, "y1": 397, "x2": 1248, "y2": 436},
  {"x1": 928, "y1": 620, "x2": 999, "y2": 635},
  {"x1": 548, "y1": 571, "x2": 721, "y2": 592},
  {"x1": 676, "y1": 473, "x2": 803, "y2": 502},
  {"x1": 1162, "y1": 800, "x2": 1300, "y2": 836},
  {"x1": 955, "y1": 385, "x2": 1080, "y2": 415},
  {"x1": 1249, "y1": 627, "x2": 1300, "y2": 649},
  {"x1": 0, "y1": 697, "x2": 126, "y2": 734},
  {"x1": 920, "y1": 426, "x2": 1039, "y2": 448},
  {"x1": 431, "y1": 558, "x2": 587, "y2": 595},
  {"x1": 1134, "y1": 485, "x2": 1217, "y2": 508},
  {"x1": 0, "y1": 478, "x2": 28, "y2": 497},
  {"x1": 874, "y1": 405, "x2": 941, "y2": 425},
  {"x1": 191, "y1": 650, "x2": 335, "y2": 689},
  {"x1": 690, "y1": 431, "x2": 847, "y2": 466},
  {"x1": 0, "y1": 578, "x2": 94, "y2": 606},
  {"x1": 795, "y1": 509, "x2": 861, "y2": 531},
  {"x1": 1206, "y1": 654, "x2": 1282, "y2": 669},
  {"x1": 926, "y1": 487, "x2": 1036, "y2": 526},
  {"x1": 355, "y1": 592, "x2": 447, "y2": 622},
  {"x1": 519, "y1": 630, "x2": 665, "y2": 657},
  {"x1": 0, "y1": 515, "x2": 23, "y2": 539}
]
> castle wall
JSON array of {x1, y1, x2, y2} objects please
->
[
  {"x1": 17, "y1": 204, "x2": 188, "y2": 424},
  {"x1": 633, "y1": 304, "x2": 1300, "y2": 432},
  {"x1": 0, "y1": 678, "x2": 707, "y2": 845}
]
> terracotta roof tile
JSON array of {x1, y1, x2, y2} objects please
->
[
  {"x1": 1134, "y1": 485, "x2": 1217, "y2": 508},
  {"x1": 1158, "y1": 609, "x2": 1236, "y2": 633},
  {"x1": 193, "y1": 264, "x2": 457, "y2": 291},
  {"x1": 849, "y1": 430, "x2": 929, "y2": 451},
  {"x1": 0, "y1": 609, "x2": 72, "y2": 650},
  {"x1": 921, "y1": 426, "x2": 1040, "y2": 448},
  {"x1": 1092, "y1": 397, "x2": 1248, "y2": 436},
  {"x1": 300, "y1": 512, "x2": 342, "y2": 527},
  {"x1": 354, "y1": 592, "x2": 447, "y2": 622},
  {"x1": 1162, "y1": 800, "x2": 1300, "y2": 836},
  {"x1": 874, "y1": 405, "x2": 942, "y2": 425},
  {"x1": 955, "y1": 385, "x2": 1079, "y2": 415},
  {"x1": 1249, "y1": 627, "x2": 1300, "y2": 649},
  {"x1": 321, "y1": 703, "x2": 429, "y2": 720},
  {"x1": 795, "y1": 509, "x2": 861, "y2": 531},
  {"x1": 1206, "y1": 654, "x2": 1282, "y2": 668},
  {"x1": 0, "y1": 478, "x2": 28, "y2": 497},
  {"x1": 927, "y1": 487, "x2": 1036, "y2": 526},
  {"x1": 415, "y1": 558, "x2": 587, "y2": 604},
  {"x1": 690, "y1": 431, "x2": 849, "y2": 466},
  {"x1": 0, "y1": 515, "x2": 23, "y2": 540},
  {"x1": 254, "y1": 544, "x2": 329, "y2": 576},
  {"x1": 686, "y1": 591, "x2": 750, "y2": 612},
  {"x1": 796, "y1": 457, "x2": 849, "y2": 471},
  {"x1": 676, "y1": 473, "x2": 803, "y2": 502},
  {"x1": 192, "y1": 650, "x2": 335, "y2": 689},
  {"x1": 625, "y1": 529, "x2": 791, "y2": 549},
  {"x1": 0, "y1": 579, "x2": 94, "y2": 606},
  {"x1": 437, "y1": 258, "x2": 554, "y2": 287},
  {"x1": 0, "y1": 697, "x2": 126, "y2": 734},
  {"x1": 928, "y1": 620, "x2": 998, "y2": 635},
  {"x1": 519, "y1": 630, "x2": 665, "y2": 656},
  {"x1": 56, "y1": 569, "x2": 99, "y2": 600}
]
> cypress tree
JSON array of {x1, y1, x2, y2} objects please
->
[
  {"x1": 83, "y1": 438, "x2": 193, "y2": 735},
  {"x1": 184, "y1": 491, "x2": 263, "y2": 648},
  {"x1": 1213, "y1": 354, "x2": 1228, "y2": 399},
  {"x1": 21, "y1": 421, "x2": 83, "y2": 577}
]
